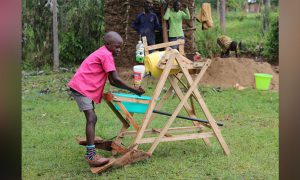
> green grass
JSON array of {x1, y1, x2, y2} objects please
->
[
  {"x1": 22, "y1": 72, "x2": 278, "y2": 179},
  {"x1": 225, "y1": 12, "x2": 263, "y2": 43},
  {"x1": 195, "y1": 10, "x2": 278, "y2": 57}
]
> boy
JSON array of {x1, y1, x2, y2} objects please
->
[
  {"x1": 68, "y1": 31, "x2": 145, "y2": 167},
  {"x1": 163, "y1": 0, "x2": 190, "y2": 49}
]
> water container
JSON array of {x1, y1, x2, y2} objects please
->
[
  {"x1": 136, "y1": 41, "x2": 144, "y2": 63},
  {"x1": 133, "y1": 65, "x2": 145, "y2": 86},
  {"x1": 144, "y1": 50, "x2": 181, "y2": 78}
]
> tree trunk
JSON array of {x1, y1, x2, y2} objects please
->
[
  {"x1": 161, "y1": 6, "x2": 168, "y2": 43},
  {"x1": 220, "y1": 0, "x2": 226, "y2": 32},
  {"x1": 53, "y1": 0, "x2": 59, "y2": 71},
  {"x1": 217, "y1": 0, "x2": 220, "y2": 15},
  {"x1": 262, "y1": 0, "x2": 270, "y2": 32}
]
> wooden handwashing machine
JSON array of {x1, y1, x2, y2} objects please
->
[{"x1": 77, "y1": 37, "x2": 230, "y2": 174}]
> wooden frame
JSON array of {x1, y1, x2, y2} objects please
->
[{"x1": 77, "y1": 38, "x2": 230, "y2": 174}]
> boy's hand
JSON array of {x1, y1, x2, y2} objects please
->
[{"x1": 134, "y1": 86, "x2": 145, "y2": 96}]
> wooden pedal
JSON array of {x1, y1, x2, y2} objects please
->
[
  {"x1": 76, "y1": 136, "x2": 104, "y2": 145},
  {"x1": 113, "y1": 149, "x2": 150, "y2": 167},
  {"x1": 76, "y1": 136, "x2": 113, "y2": 151},
  {"x1": 90, "y1": 150, "x2": 149, "y2": 174},
  {"x1": 90, "y1": 158, "x2": 116, "y2": 174}
]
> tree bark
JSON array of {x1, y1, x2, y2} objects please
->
[
  {"x1": 217, "y1": 0, "x2": 220, "y2": 15},
  {"x1": 262, "y1": 0, "x2": 270, "y2": 32},
  {"x1": 220, "y1": 0, "x2": 226, "y2": 32},
  {"x1": 161, "y1": 6, "x2": 168, "y2": 43},
  {"x1": 53, "y1": 0, "x2": 59, "y2": 71}
]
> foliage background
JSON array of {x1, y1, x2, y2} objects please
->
[
  {"x1": 22, "y1": 0, "x2": 278, "y2": 69},
  {"x1": 22, "y1": 0, "x2": 104, "y2": 69}
]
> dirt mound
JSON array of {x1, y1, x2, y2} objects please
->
[
  {"x1": 200, "y1": 57, "x2": 279, "y2": 90},
  {"x1": 117, "y1": 57, "x2": 279, "y2": 91}
]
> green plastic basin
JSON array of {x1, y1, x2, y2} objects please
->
[{"x1": 113, "y1": 93, "x2": 152, "y2": 114}]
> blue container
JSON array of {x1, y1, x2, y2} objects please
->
[{"x1": 113, "y1": 93, "x2": 152, "y2": 114}]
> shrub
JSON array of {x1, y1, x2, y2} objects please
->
[
  {"x1": 262, "y1": 15, "x2": 278, "y2": 63},
  {"x1": 196, "y1": 26, "x2": 222, "y2": 58},
  {"x1": 239, "y1": 39, "x2": 263, "y2": 57}
]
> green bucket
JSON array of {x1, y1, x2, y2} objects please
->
[{"x1": 254, "y1": 73, "x2": 273, "y2": 90}]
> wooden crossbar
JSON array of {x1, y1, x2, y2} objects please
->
[
  {"x1": 138, "y1": 132, "x2": 215, "y2": 144},
  {"x1": 142, "y1": 36, "x2": 185, "y2": 55},
  {"x1": 120, "y1": 126, "x2": 202, "y2": 137}
]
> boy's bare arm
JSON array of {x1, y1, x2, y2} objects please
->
[{"x1": 108, "y1": 71, "x2": 145, "y2": 96}]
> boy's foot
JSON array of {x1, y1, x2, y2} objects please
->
[{"x1": 85, "y1": 154, "x2": 110, "y2": 167}]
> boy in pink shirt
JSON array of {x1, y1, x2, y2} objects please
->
[{"x1": 68, "y1": 31, "x2": 144, "y2": 167}]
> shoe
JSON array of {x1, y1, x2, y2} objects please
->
[{"x1": 85, "y1": 154, "x2": 110, "y2": 167}]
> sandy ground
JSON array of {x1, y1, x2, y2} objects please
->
[{"x1": 117, "y1": 57, "x2": 279, "y2": 91}]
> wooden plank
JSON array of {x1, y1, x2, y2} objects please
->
[
  {"x1": 147, "y1": 40, "x2": 185, "y2": 51},
  {"x1": 178, "y1": 58, "x2": 230, "y2": 155},
  {"x1": 111, "y1": 141, "x2": 128, "y2": 154},
  {"x1": 113, "y1": 96, "x2": 150, "y2": 104},
  {"x1": 147, "y1": 54, "x2": 211, "y2": 154},
  {"x1": 112, "y1": 125, "x2": 129, "y2": 155},
  {"x1": 121, "y1": 126, "x2": 203, "y2": 137},
  {"x1": 169, "y1": 76, "x2": 211, "y2": 128},
  {"x1": 179, "y1": 43, "x2": 185, "y2": 55},
  {"x1": 145, "y1": 85, "x2": 173, "y2": 129},
  {"x1": 152, "y1": 128, "x2": 173, "y2": 137},
  {"x1": 157, "y1": 63, "x2": 195, "y2": 70},
  {"x1": 139, "y1": 132, "x2": 214, "y2": 144},
  {"x1": 157, "y1": 47, "x2": 172, "y2": 64},
  {"x1": 113, "y1": 149, "x2": 150, "y2": 167},
  {"x1": 76, "y1": 137, "x2": 113, "y2": 151},
  {"x1": 95, "y1": 141, "x2": 113, "y2": 151},
  {"x1": 90, "y1": 158, "x2": 116, "y2": 174},
  {"x1": 104, "y1": 99, "x2": 130, "y2": 128},
  {"x1": 115, "y1": 102, "x2": 140, "y2": 130},
  {"x1": 173, "y1": 75, "x2": 197, "y2": 100},
  {"x1": 169, "y1": 76, "x2": 211, "y2": 147},
  {"x1": 142, "y1": 36, "x2": 149, "y2": 55},
  {"x1": 180, "y1": 54, "x2": 195, "y2": 64},
  {"x1": 133, "y1": 52, "x2": 177, "y2": 146},
  {"x1": 76, "y1": 136, "x2": 104, "y2": 145}
]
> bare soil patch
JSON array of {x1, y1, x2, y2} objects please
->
[{"x1": 117, "y1": 57, "x2": 279, "y2": 91}]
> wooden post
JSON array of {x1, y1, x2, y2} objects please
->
[
  {"x1": 176, "y1": 57, "x2": 230, "y2": 155},
  {"x1": 52, "y1": 0, "x2": 59, "y2": 71},
  {"x1": 147, "y1": 54, "x2": 210, "y2": 154},
  {"x1": 161, "y1": 5, "x2": 168, "y2": 43},
  {"x1": 142, "y1": 36, "x2": 149, "y2": 56},
  {"x1": 133, "y1": 51, "x2": 176, "y2": 146}
]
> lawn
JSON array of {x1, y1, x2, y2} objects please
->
[{"x1": 22, "y1": 72, "x2": 278, "y2": 179}]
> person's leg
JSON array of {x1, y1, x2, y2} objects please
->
[
  {"x1": 70, "y1": 89, "x2": 110, "y2": 167},
  {"x1": 224, "y1": 49, "x2": 230, "y2": 58},
  {"x1": 83, "y1": 109, "x2": 97, "y2": 146},
  {"x1": 221, "y1": 51, "x2": 225, "y2": 58}
]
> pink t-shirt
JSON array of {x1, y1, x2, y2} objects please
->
[{"x1": 68, "y1": 46, "x2": 116, "y2": 103}]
